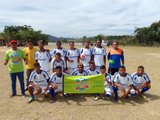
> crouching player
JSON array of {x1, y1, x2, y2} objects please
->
[
  {"x1": 71, "y1": 63, "x2": 88, "y2": 76},
  {"x1": 131, "y1": 66, "x2": 151, "y2": 95},
  {"x1": 49, "y1": 66, "x2": 66, "y2": 102},
  {"x1": 112, "y1": 66, "x2": 141, "y2": 101},
  {"x1": 28, "y1": 63, "x2": 50, "y2": 103},
  {"x1": 86, "y1": 61, "x2": 100, "y2": 75},
  {"x1": 94, "y1": 65, "x2": 112, "y2": 100}
]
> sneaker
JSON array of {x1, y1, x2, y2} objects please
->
[
  {"x1": 50, "y1": 97, "x2": 56, "y2": 103},
  {"x1": 9, "y1": 94, "x2": 16, "y2": 97},
  {"x1": 22, "y1": 93, "x2": 27, "y2": 97},
  {"x1": 28, "y1": 96, "x2": 35, "y2": 103},
  {"x1": 63, "y1": 93, "x2": 70, "y2": 97},
  {"x1": 93, "y1": 96, "x2": 100, "y2": 101},
  {"x1": 105, "y1": 94, "x2": 111, "y2": 99}
]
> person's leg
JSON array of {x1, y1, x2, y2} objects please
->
[
  {"x1": 112, "y1": 86, "x2": 119, "y2": 100},
  {"x1": 104, "y1": 86, "x2": 112, "y2": 97},
  {"x1": 26, "y1": 69, "x2": 33, "y2": 87},
  {"x1": 9, "y1": 73, "x2": 17, "y2": 96},
  {"x1": 141, "y1": 87, "x2": 150, "y2": 94},
  {"x1": 17, "y1": 72, "x2": 25, "y2": 95}
]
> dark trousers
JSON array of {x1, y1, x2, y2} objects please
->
[
  {"x1": 10, "y1": 72, "x2": 25, "y2": 95},
  {"x1": 26, "y1": 69, "x2": 34, "y2": 86},
  {"x1": 108, "y1": 68, "x2": 119, "y2": 75}
]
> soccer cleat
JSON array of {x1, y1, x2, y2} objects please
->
[
  {"x1": 28, "y1": 96, "x2": 35, "y2": 103},
  {"x1": 93, "y1": 96, "x2": 100, "y2": 101}
]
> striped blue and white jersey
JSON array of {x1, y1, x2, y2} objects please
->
[
  {"x1": 29, "y1": 70, "x2": 50, "y2": 87},
  {"x1": 71, "y1": 68, "x2": 88, "y2": 76},
  {"x1": 132, "y1": 72, "x2": 150, "y2": 86},
  {"x1": 51, "y1": 58, "x2": 66, "y2": 71},
  {"x1": 35, "y1": 50, "x2": 51, "y2": 72},
  {"x1": 80, "y1": 48, "x2": 92, "y2": 67},
  {"x1": 113, "y1": 72, "x2": 133, "y2": 88},
  {"x1": 86, "y1": 68, "x2": 100, "y2": 75},
  {"x1": 66, "y1": 48, "x2": 80, "y2": 69}
]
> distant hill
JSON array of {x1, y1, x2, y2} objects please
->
[{"x1": 48, "y1": 35, "x2": 75, "y2": 42}]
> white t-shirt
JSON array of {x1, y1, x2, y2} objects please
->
[
  {"x1": 132, "y1": 72, "x2": 150, "y2": 88},
  {"x1": 71, "y1": 68, "x2": 88, "y2": 76},
  {"x1": 92, "y1": 47, "x2": 106, "y2": 67},
  {"x1": 50, "y1": 48, "x2": 66, "y2": 60},
  {"x1": 80, "y1": 48, "x2": 92, "y2": 67},
  {"x1": 35, "y1": 50, "x2": 51, "y2": 72},
  {"x1": 113, "y1": 73, "x2": 133, "y2": 88},
  {"x1": 66, "y1": 48, "x2": 80, "y2": 69},
  {"x1": 51, "y1": 58, "x2": 66, "y2": 71},
  {"x1": 29, "y1": 70, "x2": 50, "y2": 87},
  {"x1": 50, "y1": 72, "x2": 65, "y2": 92},
  {"x1": 86, "y1": 68, "x2": 100, "y2": 75}
]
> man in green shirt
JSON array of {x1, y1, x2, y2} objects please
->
[{"x1": 4, "y1": 40, "x2": 27, "y2": 97}]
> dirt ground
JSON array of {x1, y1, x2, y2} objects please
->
[{"x1": 0, "y1": 44, "x2": 160, "y2": 120}]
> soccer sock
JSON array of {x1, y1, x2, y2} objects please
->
[
  {"x1": 141, "y1": 87, "x2": 149, "y2": 94},
  {"x1": 112, "y1": 86, "x2": 118, "y2": 97},
  {"x1": 49, "y1": 87, "x2": 55, "y2": 98}
]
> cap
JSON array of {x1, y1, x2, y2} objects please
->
[{"x1": 10, "y1": 40, "x2": 17, "y2": 44}]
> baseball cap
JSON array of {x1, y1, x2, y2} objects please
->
[{"x1": 10, "y1": 40, "x2": 17, "y2": 44}]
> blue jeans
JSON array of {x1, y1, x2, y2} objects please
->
[{"x1": 10, "y1": 72, "x2": 25, "y2": 95}]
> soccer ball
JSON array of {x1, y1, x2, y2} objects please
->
[{"x1": 80, "y1": 53, "x2": 86, "y2": 59}]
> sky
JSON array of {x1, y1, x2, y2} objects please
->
[{"x1": 0, "y1": 0, "x2": 160, "y2": 37}]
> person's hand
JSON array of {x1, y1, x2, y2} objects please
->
[
  {"x1": 138, "y1": 91, "x2": 142, "y2": 96},
  {"x1": 44, "y1": 87, "x2": 48, "y2": 92},
  {"x1": 4, "y1": 61, "x2": 8, "y2": 65},
  {"x1": 52, "y1": 84, "x2": 57, "y2": 89}
]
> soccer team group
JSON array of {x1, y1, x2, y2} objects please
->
[{"x1": 4, "y1": 39, "x2": 151, "y2": 103}]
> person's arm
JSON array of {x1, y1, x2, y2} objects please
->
[
  {"x1": 4, "y1": 52, "x2": 9, "y2": 65},
  {"x1": 121, "y1": 51, "x2": 125, "y2": 65},
  {"x1": 131, "y1": 84, "x2": 142, "y2": 96},
  {"x1": 114, "y1": 82, "x2": 125, "y2": 94},
  {"x1": 103, "y1": 56, "x2": 106, "y2": 65},
  {"x1": 4, "y1": 60, "x2": 8, "y2": 65},
  {"x1": 104, "y1": 77, "x2": 112, "y2": 85}
]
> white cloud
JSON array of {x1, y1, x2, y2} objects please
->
[{"x1": 0, "y1": 0, "x2": 160, "y2": 37}]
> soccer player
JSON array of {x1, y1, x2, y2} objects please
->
[
  {"x1": 131, "y1": 66, "x2": 151, "y2": 95},
  {"x1": 71, "y1": 63, "x2": 88, "y2": 76},
  {"x1": 112, "y1": 66, "x2": 141, "y2": 101},
  {"x1": 66, "y1": 41, "x2": 80, "y2": 74},
  {"x1": 23, "y1": 40, "x2": 37, "y2": 90},
  {"x1": 80, "y1": 40, "x2": 93, "y2": 69},
  {"x1": 35, "y1": 40, "x2": 52, "y2": 74},
  {"x1": 86, "y1": 61, "x2": 100, "y2": 75},
  {"x1": 108, "y1": 41, "x2": 124, "y2": 75},
  {"x1": 50, "y1": 41, "x2": 67, "y2": 60},
  {"x1": 94, "y1": 65, "x2": 112, "y2": 100},
  {"x1": 28, "y1": 63, "x2": 50, "y2": 103},
  {"x1": 49, "y1": 66, "x2": 66, "y2": 102},
  {"x1": 4, "y1": 40, "x2": 27, "y2": 97},
  {"x1": 51, "y1": 52, "x2": 66, "y2": 73},
  {"x1": 92, "y1": 39, "x2": 107, "y2": 69}
]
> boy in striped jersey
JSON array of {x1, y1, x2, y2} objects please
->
[
  {"x1": 131, "y1": 66, "x2": 151, "y2": 95},
  {"x1": 51, "y1": 52, "x2": 66, "y2": 73},
  {"x1": 86, "y1": 61, "x2": 100, "y2": 75},
  {"x1": 35, "y1": 40, "x2": 52, "y2": 74},
  {"x1": 71, "y1": 63, "x2": 88, "y2": 76},
  {"x1": 28, "y1": 63, "x2": 50, "y2": 103}
]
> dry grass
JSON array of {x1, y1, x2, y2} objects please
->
[{"x1": 0, "y1": 45, "x2": 160, "y2": 120}]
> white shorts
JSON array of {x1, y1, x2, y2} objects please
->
[
  {"x1": 29, "y1": 85, "x2": 49, "y2": 94},
  {"x1": 49, "y1": 85, "x2": 63, "y2": 93},
  {"x1": 104, "y1": 85, "x2": 112, "y2": 95}
]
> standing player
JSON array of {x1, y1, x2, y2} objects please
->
[
  {"x1": 80, "y1": 40, "x2": 93, "y2": 69},
  {"x1": 108, "y1": 41, "x2": 124, "y2": 75},
  {"x1": 51, "y1": 52, "x2": 66, "y2": 73},
  {"x1": 66, "y1": 41, "x2": 80, "y2": 74},
  {"x1": 131, "y1": 66, "x2": 151, "y2": 95},
  {"x1": 28, "y1": 63, "x2": 50, "y2": 103},
  {"x1": 71, "y1": 63, "x2": 88, "y2": 76},
  {"x1": 4, "y1": 40, "x2": 27, "y2": 97},
  {"x1": 35, "y1": 40, "x2": 52, "y2": 74},
  {"x1": 49, "y1": 66, "x2": 66, "y2": 102},
  {"x1": 23, "y1": 40, "x2": 37, "y2": 90},
  {"x1": 50, "y1": 41, "x2": 67, "y2": 60},
  {"x1": 86, "y1": 61, "x2": 100, "y2": 75},
  {"x1": 113, "y1": 66, "x2": 141, "y2": 101},
  {"x1": 92, "y1": 39, "x2": 107, "y2": 69}
]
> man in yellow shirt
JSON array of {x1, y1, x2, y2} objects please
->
[{"x1": 23, "y1": 40, "x2": 37, "y2": 90}]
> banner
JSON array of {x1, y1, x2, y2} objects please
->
[{"x1": 64, "y1": 74, "x2": 104, "y2": 93}]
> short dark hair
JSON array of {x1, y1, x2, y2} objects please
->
[
  {"x1": 55, "y1": 52, "x2": 61, "y2": 56},
  {"x1": 56, "y1": 41, "x2": 61, "y2": 44},
  {"x1": 97, "y1": 39, "x2": 102, "y2": 42},
  {"x1": 37, "y1": 40, "x2": 44, "y2": 44},
  {"x1": 138, "y1": 66, "x2": 144, "y2": 70},
  {"x1": 112, "y1": 41, "x2": 119, "y2": 45},
  {"x1": 100, "y1": 65, "x2": 106, "y2": 69},
  {"x1": 89, "y1": 61, "x2": 95, "y2": 65},
  {"x1": 34, "y1": 62, "x2": 40, "y2": 67},
  {"x1": 119, "y1": 66, "x2": 126, "y2": 69},
  {"x1": 27, "y1": 39, "x2": 32, "y2": 43},
  {"x1": 55, "y1": 66, "x2": 62, "y2": 70}
]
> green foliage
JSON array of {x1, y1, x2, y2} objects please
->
[{"x1": 1, "y1": 25, "x2": 48, "y2": 45}]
